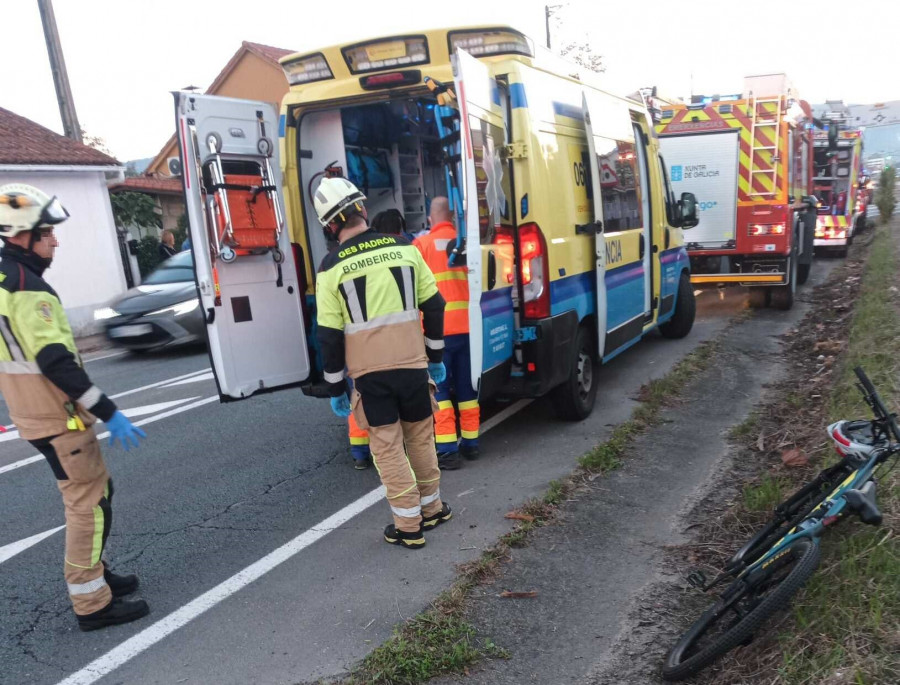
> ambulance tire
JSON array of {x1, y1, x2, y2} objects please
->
[
  {"x1": 659, "y1": 272, "x2": 696, "y2": 339},
  {"x1": 553, "y1": 326, "x2": 598, "y2": 422}
]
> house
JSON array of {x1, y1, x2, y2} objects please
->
[
  {"x1": 0, "y1": 106, "x2": 127, "y2": 336},
  {"x1": 112, "y1": 41, "x2": 295, "y2": 232}
]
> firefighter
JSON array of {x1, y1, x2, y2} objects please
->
[
  {"x1": 0, "y1": 184, "x2": 149, "y2": 630},
  {"x1": 313, "y1": 178, "x2": 451, "y2": 549},
  {"x1": 344, "y1": 209, "x2": 414, "y2": 470},
  {"x1": 413, "y1": 197, "x2": 480, "y2": 470}
]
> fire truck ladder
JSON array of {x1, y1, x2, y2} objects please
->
[{"x1": 748, "y1": 95, "x2": 783, "y2": 197}]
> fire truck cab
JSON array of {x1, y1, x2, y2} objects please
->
[
  {"x1": 655, "y1": 74, "x2": 817, "y2": 310},
  {"x1": 812, "y1": 106, "x2": 866, "y2": 257}
]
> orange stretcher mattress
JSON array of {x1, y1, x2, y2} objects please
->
[{"x1": 214, "y1": 174, "x2": 278, "y2": 249}]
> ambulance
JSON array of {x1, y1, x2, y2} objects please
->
[
  {"x1": 174, "y1": 26, "x2": 699, "y2": 421},
  {"x1": 812, "y1": 121, "x2": 866, "y2": 257},
  {"x1": 655, "y1": 74, "x2": 817, "y2": 310}
]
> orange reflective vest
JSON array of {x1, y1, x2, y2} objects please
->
[{"x1": 413, "y1": 222, "x2": 469, "y2": 335}]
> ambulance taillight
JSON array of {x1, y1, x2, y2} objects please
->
[{"x1": 518, "y1": 223, "x2": 550, "y2": 319}]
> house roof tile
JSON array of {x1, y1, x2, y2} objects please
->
[{"x1": 0, "y1": 106, "x2": 120, "y2": 167}]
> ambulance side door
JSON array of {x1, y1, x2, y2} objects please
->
[
  {"x1": 582, "y1": 93, "x2": 651, "y2": 359},
  {"x1": 454, "y1": 48, "x2": 515, "y2": 394},
  {"x1": 174, "y1": 92, "x2": 310, "y2": 400}
]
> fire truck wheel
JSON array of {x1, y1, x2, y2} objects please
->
[
  {"x1": 797, "y1": 263, "x2": 812, "y2": 285},
  {"x1": 748, "y1": 288, "x2": 770, "y2": 309},
  {"x1": 770, "y1": 259, "x2": 796, "y2": 310},
  {"x1": 553, "y1": 325, "x2": 598, "y2": 422},
  {"x1": 659, "y1": 272, "x2": 696, "y2": 339}
]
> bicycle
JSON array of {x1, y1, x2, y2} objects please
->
[{"x1": 662, "y1": 366, "x2": 898, "y2": 681}]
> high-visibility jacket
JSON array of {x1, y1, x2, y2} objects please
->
[
  {"x1": 0, "y1": 246, "x2": 117, "y2": 440},
  {"x1": 315, "y1": 229, "x2": 445, "y2": 397},
  {"x1": 413, "y1": 222, "x2": 469, "y2": 335}
]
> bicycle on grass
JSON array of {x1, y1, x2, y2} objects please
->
[{"x1": 662, "y1": 367, "x2": 898, "y2": 681}]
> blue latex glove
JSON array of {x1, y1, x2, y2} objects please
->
[
  {"x1": 428, "y1": 361, "x2": 447, "y2": 384},
  {"x1": 330, "y1": 395, "x2": 352, "y2": 418},
  {"x1": 105, "y1": 410, "x2": 147, "y2": 451}
]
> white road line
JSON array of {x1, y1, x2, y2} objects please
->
[
  {"x1": 53, "y1": 390, "x2": 534, "y2": 684},
  {"x1": 109, "y1": 368, "x2": 212, "y2": 400},
  {"x1": 54, "y1": 488, "x2": 385, "y2": 685},
  {"x1": 83, "y1": 350, "x2": 128, "y2": 364},
  {"x1": 121, "y1": 398, "x2": 201, "y2": 419},
  {"x1": 159, "y1": 371, "x2": 215, "y2": 388},
  {"x1": 480, "y1": 399, "x2": 533, "y2": 435},
  {"x1": 0, "y1": 396, "x2": 219, "y2": 476},
  {"x1": 0, "y1": 525, "x2": 65, "y2": 565}
]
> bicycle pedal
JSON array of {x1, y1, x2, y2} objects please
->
[{"x1": 687, "y1": 570, "x2": 707, "y2": 589}]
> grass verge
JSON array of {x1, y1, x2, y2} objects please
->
[
  {"x1": 337, "y1": 337, "x2": 720, "y2": 684},
  {"x1": 774, "y1": 223, "x2": 900, "y2": 685}
]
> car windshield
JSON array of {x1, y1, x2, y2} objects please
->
[{"x1": 143, "y1": 251, "x2": 194, "y2": 285}]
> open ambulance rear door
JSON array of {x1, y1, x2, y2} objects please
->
[
  {"x1": 453, "y1": 48, "x2": 515, "y2": 395},
  {"x1": 174, "y1": 92, "x2": 310, "y2": 401}
]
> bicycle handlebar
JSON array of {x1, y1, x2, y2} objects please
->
[{"x1": 854, "y1": 366, "x2": 900, "y2": 442}]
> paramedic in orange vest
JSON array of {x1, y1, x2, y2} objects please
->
[{"x1": 414, "y1": 197, "x2": 479, "y2": 470}]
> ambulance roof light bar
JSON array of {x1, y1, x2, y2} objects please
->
[
  {"x1": 342, "y1": 36, "x2": 430, "y2": 75},
  {"x1": 448, "y1": 28, "x2": 533, "y2": 58},
  {"x1": 281, "y1": 52, "x2": 334, "y2": 86}
]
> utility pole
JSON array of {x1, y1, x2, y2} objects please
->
[
  {"x1": 37, "y1": 0, "x2": 82, "y2": 143},
  {"x1": 545, "y1": 5, "x2": 552, "y2": 49}
]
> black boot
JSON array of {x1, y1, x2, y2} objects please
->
[
  {"x1": 460, "y1": 445, "x2": 480, "y2": 461},
  {"x1": 421, "y1": 503, "x2": 453, "y2": 530},
  {"x1": 384, "y1": 524, "x2": 426, "y2": 549},
  {"x1": 103, "y1": 561, "x2": 139, "y2": 597},
  {"x1": 77, "y1": 597, "x2": 150, "y2": 632},
  {"x1": 437, "y1": 451, "x2": 462, "y2": 470}
]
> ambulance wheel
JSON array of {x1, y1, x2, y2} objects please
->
[
  {"x1": 748, "y1": 288, "x2": 770, "y2": 309},
  {"x1": 553, "y1": 326, "x2": 598, "y2": 422},
  {"x1": 659, "y1": 272, "x2": 696, "y2": 339},
  {"x1": 221, "y1": 247, "x2": 236, "y2": 263}
]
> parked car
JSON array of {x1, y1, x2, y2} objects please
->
[{"x1": 95, "y1": 251, "x2": 204, "y2": 352}]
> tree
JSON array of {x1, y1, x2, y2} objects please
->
[
  {"x1": 874, "y1": 166, "x2": 896, "y2": 224},
  {"x1": 110, "y1": 191, "x2": 161, "y2": 239},
  {"x1": 81, "y1": 128, "x2": 113, "y2": 156},
  {"x1": 124, "y1": 162, "x2": 142, "y2": 178},
  {"x1": 135, "y1": 235, "x2": 161, "y2": 278},
  {"x1": 558, "y1": 41, "x2": 604, "y2": 74}
]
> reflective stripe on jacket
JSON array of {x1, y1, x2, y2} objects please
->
[
  {"x1": 413, "y1": 222, "x2": 469, "y2": 335},
  {"x1": 0, "y1": 247, "x2": 116, "y2": 439},
  {"x1": 315, "y1": 230, "x2": 445, "y2": 396}
]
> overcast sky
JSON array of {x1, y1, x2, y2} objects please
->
[{"x1": 4, "y1": 0, "x2": 897, "y2": 162}]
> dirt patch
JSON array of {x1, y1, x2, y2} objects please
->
[{"x1": 583, "y1": 239, "x2": 876, "y2": 684}]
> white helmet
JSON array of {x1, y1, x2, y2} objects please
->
[
  {"x1": 313, "y1": 177, "x2": 366, "y2": 227},
  {"x1": 0, "y1": 183, "x2": 70, "y2": 238}
]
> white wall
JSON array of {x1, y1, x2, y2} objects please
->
[{"x1": 0, "y1": 169, "x2": 127, "y2": 336}]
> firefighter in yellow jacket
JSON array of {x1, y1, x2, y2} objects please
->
[
  {"x1": 0, "y1": 184, "x2": 149, "y2": 630},
  {"x1": 314, "y1": 177, "x2": 451, "y2": 549}
]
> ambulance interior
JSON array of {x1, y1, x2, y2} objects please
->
[
  {"x1": 297, "y1": 98, "x2": 453, "y2": 269},
  {"x1": 813, "y1": 144, "x2": 853, "y2": 215}
]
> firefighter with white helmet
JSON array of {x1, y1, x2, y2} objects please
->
[
  {"x1": 0, "y1": 183, "x2": 149, "y2": 630},
  {"x1": 313, "y1": 177, "x2": 452, "y2": 548}
]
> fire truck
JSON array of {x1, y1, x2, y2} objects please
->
[
  {"x1": 812, "y1": 109, "x2": 866, "y2": 257},
  {"x1": 655, "y1": 75, "x2": 818, "y2": 310}
]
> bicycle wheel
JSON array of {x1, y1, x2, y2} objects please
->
[{"x1": 662, "y1": 537, "x2": 821, "y2": 681}]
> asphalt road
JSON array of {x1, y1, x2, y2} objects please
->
[{"x1": 0, "y1": 272, "x2": 832, "y2": 685}]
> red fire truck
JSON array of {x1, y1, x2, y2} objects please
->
[{"x1": 655, "y1": 75, "x2": 818, "y2": 309}]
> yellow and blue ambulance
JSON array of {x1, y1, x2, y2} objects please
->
[{"x1": 175, "y1": 26, "x2": 699, "y2": 420}]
